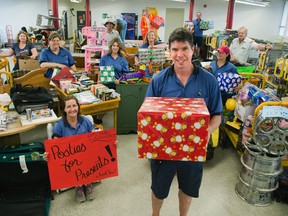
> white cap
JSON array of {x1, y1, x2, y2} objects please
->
[{"x1": 104, "y1": 17, "x2": 116, "y2": 26}]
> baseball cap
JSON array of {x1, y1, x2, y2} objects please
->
[
  {"x1": 218, "y1": 45, "x2": 230, "y2": 54},
  {"x1": 104, "y1": 17, "x2": 116, "y2": 26}
]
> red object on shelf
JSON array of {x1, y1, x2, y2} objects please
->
[{"x1": 138, "y1": 97, "x2": 210, "y2": 161}]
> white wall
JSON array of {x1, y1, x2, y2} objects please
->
[
  {"x1": 0, "y1": 0, "x2": 285, "y2": 45},
  {"x1": 0, "y1": 0, "x2": 50, "y2": 45},
  {"x1": 192, "y1": 0, "x2": 284, "y2": 41}
]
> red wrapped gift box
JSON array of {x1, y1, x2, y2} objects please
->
[
  {"x1": 151, "y1": 16, "x2": 164, "y2": 29},
  {"x1": 138, "y1": 97, "x2": 210, "y2": 162}
]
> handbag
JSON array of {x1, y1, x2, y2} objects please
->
[{"x1": 10, "y1": 84, "x2": 54, "y2": 114}]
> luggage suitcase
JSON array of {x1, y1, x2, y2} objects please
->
[{"x1": 0, "y1": 142, "x2": 51, "y2": 216}]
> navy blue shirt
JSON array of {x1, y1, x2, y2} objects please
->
[
  {"x1": 99, "y1": 54, "x2": 129, "y2": 79},
  {"x1": 52, "y1": 115, "x2": 93, "y2": 138},
  {"x1": 12, "y1": 43, "x2": 35, "y2": 70},
  {"x1": 192, "y1": 19, "x2": 203, "y2": 37},
  {"x1": 146, "y1": 65, "x2": 223, "y2": 116},
  {"x1": 39, "y1": 46, "x2": 75, "y2": 78},
  {"x1": 209, "y1": 61, "x2": 238, "y2": 78}
]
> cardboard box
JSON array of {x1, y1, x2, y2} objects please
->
[
  {"x1": 234, "y1": 103, "x2": 257, "y2": 122},
  {"x1": 138, "y1": 97, "x2": 210, "y2": 162},
  {"x1": 19, "y1": 59, "x2": 40, "y2": 70}
]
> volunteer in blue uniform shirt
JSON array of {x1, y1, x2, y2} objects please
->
[
  {"x1": 145, "y1": 27, "x2": 222, "y2": 216},
  {"x1": 99, "y1": 37, "x2": 129, "y2": 87},
  {"x1": 192, "y1": 12, "x2": 205, "y2": 59},
  {"x1": 134, "y1": 30, "x2": 167, "y2": 66},
  {"x1": 39, "y1": 32, "x2": 76, "y2": 78},
  {"x1": 204, "y1": 45, "x2": 240, "y2": 105},
  {"x1": 43, "y1": 95, "x2": 95, "y2": 203},
  {"x1": 204, "y1": 45, "x2": 238, "y2": 78},
  {"x1": 0, "y1": 30, "x2": 38, "y2": 71}
]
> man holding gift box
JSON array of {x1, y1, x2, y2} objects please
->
[
  {"x1": 192, "y1": 12, "x2": 206, "y2": 59},
  {"x1": 145, "y1": 27, "x2": 222, "y2": 216}
]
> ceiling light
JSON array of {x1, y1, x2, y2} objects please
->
[
  {"x1": 170, "y1": 0, "x2": 187, "y2": 2},
  {"x1": 70, "y1": 0, "x2": 82, "y2": 3},
  {"x1": 226, "y1": 0, "x2": 270, "y2": 7}
]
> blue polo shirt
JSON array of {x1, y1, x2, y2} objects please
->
[
  {"x1": 52, "y1": 115, "x2": 93, "y2": 138},
  {"x1": 146, "y1": 65, "x2": 223, "y2": 116},
  {"x1": 192, "y1": 19, "x2": 203, "y2": 37},
  {"x1": 39, "y1": 46, "x2": 75, "y2": 78},
  {"x1": 99, "y1": 54, "x2": 129, "y2": 79},
  {"x1": 135, "y1": 42, "x2": 163, "y2": 57},
  {"x1": 209, "y1": 61, "x2": 238, "y2": 78}
]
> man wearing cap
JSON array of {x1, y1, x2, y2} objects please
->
[
  {"x1": 230, "y1": 26, "x2": 272, "y2": 65},
  {"x1": 104, "y1": 17, "x2": 122, "y2": 45}
]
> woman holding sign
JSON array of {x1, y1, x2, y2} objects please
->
[{"x1": 43, "y1": 95, "x2": 95, "y2": 203}]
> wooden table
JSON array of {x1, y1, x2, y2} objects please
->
[
  {"x1": 0, "y1": 111, "x2": 58, "y2": 146},
  {"x1": 53, "y1": 85, "x2": 121, "y2": 129}
]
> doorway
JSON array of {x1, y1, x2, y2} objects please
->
[{"x1": 164, "y1": 8, "x2": 185, "y2": 42}]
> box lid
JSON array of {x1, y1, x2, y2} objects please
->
[{"x1": 139, "y1": 97, "x2": 209, "y2": 115}]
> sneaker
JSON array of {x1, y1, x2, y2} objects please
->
[
  {"x1": 75, "y1": 186, "x2": 86, "y2": 203},
  {"x1": 85, "y1": 184, "x2": 95, "y2": 201}
]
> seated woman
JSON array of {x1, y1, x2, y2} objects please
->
[
  {"x1": 134, "y1": 30, "x2": 167, "y2": 66},
  {"x1": 99, "y1": 37, "x2": 129, "y2": 88},
  {"x1": 43, "y1": 95, "x2": 95, "y2": 202},
  {"x1": 204, "y1": 45, "x2": 240, "y2": 105},
  {"x1": 0, "y1": 30, "x2": 38, "y2": 71},
  {"x1": 39, "y1": 32, "x2": 76, "y2": 78}
]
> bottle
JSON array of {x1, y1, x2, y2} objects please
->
[{"x1": 47, "y1": 123, "x2": 53, "y2": 139}]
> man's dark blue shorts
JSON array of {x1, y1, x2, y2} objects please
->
[
  {"x1": 193, "y1": 36, "x2": 203, "y2": 48},
  {"x1": 150, "y1": 160, "x2": 203, "y2": 199}
]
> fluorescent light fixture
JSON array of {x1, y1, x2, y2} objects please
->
[
  {"x1": 170, "y1": 0, "x2": 187, "y2": 2},
  {"x1": 226, "y1": 0, "x2": 270, "y2": 7},
  {"x1": 71, "y1": 0, "x2": 82, "y2": 3}
]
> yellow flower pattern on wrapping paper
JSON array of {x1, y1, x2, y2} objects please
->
[
  {"x1": 153, "y1": 122, "x2": 168, "y2": 133},
  {"x1": 161, "y1": 112, "x2": 175, "y2": 121},
  {"x1": 172, "y1": 122, "x2": 188, "y2": 131},
  {"x1": 151, "y1": 137, "x2": 165, "y2": 148}
]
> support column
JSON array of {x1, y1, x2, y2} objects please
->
[
  {"x1": 226, "y1": 0, "x2": 235, "y2": 29},
  {"x1": 189, "y1": 0, "x2": 195, "y2": 21},
  {"x1": 51, "y1": 0, "x2": 59, "y2": 29},
  {"x1": 86, "y1": 0, "x2": 91, "y2": 27}
]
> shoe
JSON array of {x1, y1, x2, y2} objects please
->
[
  {"x1": 75, "y1": 186, "x2": 86, "y2": 203},
  {"x1": 85, "y1": 184, "x2": 95, "y2": 201}
]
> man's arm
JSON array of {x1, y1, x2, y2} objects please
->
[
  {"x1": 256, "y1": 43, "x2": 273, "y2": 51},
  {"x1": 208, "y1": 115, "x2": 221, "y2": 136}
]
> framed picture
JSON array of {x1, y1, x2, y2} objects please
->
[{"x1": 77, "y1": 11, "x2": 91, "y2": 30}]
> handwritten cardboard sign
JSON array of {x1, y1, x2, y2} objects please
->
[{"x1": 44, "y1": 129, "x2": 117, "y2": 190}]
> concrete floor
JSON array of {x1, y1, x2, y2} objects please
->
[{"x1": 20, "y1": 112, "x2": 287, "y2": 216}]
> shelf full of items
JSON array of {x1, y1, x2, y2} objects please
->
[{"x1": 221, "y1": 72, "x2": 288, "y2": 168}]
